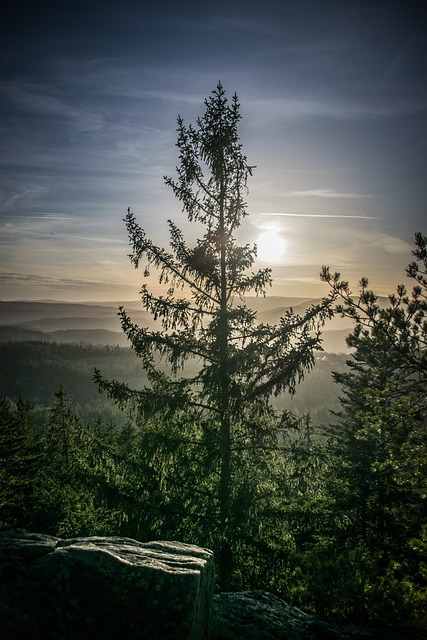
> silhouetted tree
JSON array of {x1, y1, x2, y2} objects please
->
[
  {"x1": 96, "y1": 83, "x2": 334, "y2": 588},
  {"x1": 320, "y1": 232, "x2": 427, "y2": 620}
]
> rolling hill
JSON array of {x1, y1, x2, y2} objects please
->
[{"x1": 0, "y1": 296, "x2": 383, "y2": 352}]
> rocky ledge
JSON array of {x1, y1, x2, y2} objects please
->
[
  {"x1": 212, "y1": 592, "x2": 426, "y2": 640},
  {"x1": 0, "y1": 530, "x2": 214, "y2": 640},
  {"x1": 1, "y1": 531, "x2": 423, "y2": 640}
]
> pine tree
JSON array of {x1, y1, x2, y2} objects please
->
[
  {"x1": 45, "y1": 387, "x2": 80, "y2": 475},
  {"x1": 96, "y1": 83, "x2": 334, "y2": 587},
  {"x1": 320, "y1": 233, "x2": 427, "y2": 620},
  {"x1": 36, "y1": 388, "x2": 88, "y2": 535},
  {"x1": 0, "y1": 397, "x2": 39, "y2": 528}
]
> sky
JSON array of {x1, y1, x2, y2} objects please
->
[{"x1": 1, "y1": 0, "x2": 426, "y2": 301}]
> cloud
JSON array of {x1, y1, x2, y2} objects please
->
[
  {"x1": 368, "y1": 233, "x2": 411, "y2": 255},
  {"x1": 134, "y1": 89, "x2": 202, "y2": 105},
  {"x1": 0, "y1": 214, "x2": 126, "y2": 245},
  {"x1": 258, "y1": 213, "x2": 377, "y2": 219},
  {"x1": 249, "y1": 96, "x2": 427, "y2": 120},
  {"x1": 0, "y1": 82, "x2": 104, "y2": 131},
  {"x1": 286, "y1": 189, "x2": 373, "y2": 199},
  {"x1": 1, "y1": 185, "x2": 49, "y2": 212},
  {"x1": 0, "y1": 271, "x2": 127, "y2": 289}
]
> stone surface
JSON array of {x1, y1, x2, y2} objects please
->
[
  {"x1": 213, "y1": 592, "x2": 340, "y2": 640},
  {"x1": 0, "y1": 529, "x2": 214, "y2": 640},
  {"x1": 211, "y1": 593, "x2": 427, "y2": 640},
  {"x1": 211, "y1": 592, "x2": 372, "y2": 640}
]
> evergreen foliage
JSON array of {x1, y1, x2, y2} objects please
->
[
  {"x1": 318, "y1": 232, "x2": 427, "y2": 622},
  {"x1": 0, "y1": 397, "x2": 40, "y2": 528}
]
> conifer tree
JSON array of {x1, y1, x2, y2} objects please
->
[
  {"x1": 320, "y1": 233, "x2": 427, "y2": 618},
  {"x1": 96, "y1": 83, "x2": 334, "y2": 587},
  {"x1": 0, "y1": 397, "x2": 39, "y2": 528}
]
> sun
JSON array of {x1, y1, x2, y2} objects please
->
[{"x1": 256, "y1": 226, "x2": 287, "y2": 263}]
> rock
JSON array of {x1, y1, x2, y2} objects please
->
[
  {"x1": 211, "y1": 592, "x2": 372, "y2": 640},
  {"x1": 0, "y1": 529, "x2": 214, "y2": 640}
]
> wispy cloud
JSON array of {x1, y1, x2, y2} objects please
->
[
  {"x1": 367, "y1": 233, "x2": 411, "y2": 255},
  {"x1": 1, "y1": 185, "x2": 49, "y2": 212},
  {"x1": 0, "y1": 272, "x2": 126, "y2": 289},
  {"x1": 286, "y1": 189, "x2": 373, "y2": 199},
  {"x1": 0, "y1": 82, "x2": 104, "y2": 131},
  {"x1": 0, "y1": 214, "x2": 127, "y2": 246},
  {"x1": 250, "y1": 96, "x2": 427, "y2": 120},
  {"x1": 135, "y1": 89, "x2": 202, "y2": 105},
  {"x1": 258, "y1": 212, "x2": 378, "y2": 219}
]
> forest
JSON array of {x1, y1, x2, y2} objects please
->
[{"x1": 1, "y1": 85, "x2": 426, "y2": 634}]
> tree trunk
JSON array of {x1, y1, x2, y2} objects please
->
[{"x1": 217, "y1": 171, "x2": 233, "y2": 590}]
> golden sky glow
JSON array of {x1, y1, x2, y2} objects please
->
[{"x1": 256, "y1": 224, "x2": 288, "y2": 264}]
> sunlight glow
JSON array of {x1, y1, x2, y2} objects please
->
[{"x1": 256, "y1": 226, "x2": 287, "y2": 264}]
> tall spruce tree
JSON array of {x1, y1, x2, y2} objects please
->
[{"x1": 96, "y1": 83, "x2": 334, "y2": 587}]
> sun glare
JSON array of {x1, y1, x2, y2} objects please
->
[{"x1": 256, "y1": 226, "x2": 287, "y2": 264}]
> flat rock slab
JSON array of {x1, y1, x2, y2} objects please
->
[{"x1": 0, "y1": 530, "x2": 214, "y2": 640}]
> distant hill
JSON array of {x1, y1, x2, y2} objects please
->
[
  {"x1": 0, "y1": 325, "x2": 128, "y2": 346},
  {"x1": 0, "y1": 326, "x2": 47, "y2": 342},
  {"x1": 0, "y1": 301, "x2": 152, "y2": 332},
  {"x1": 320, "y1": 329, "x2": 352, "y2": 354},
  {"x1": 255, "y1": 296, "x2": 390, "y2": 332},
  {"x1": 244, "y1": 296, "x2": 312, "y2": 312},
  {"x1": 257, "y1": 298, "x2": 319, "y2": 323},
  {"x1": 0, "y1": 341, "x2": 143, "y2": 409},
  {"x1": 0, "y1": 296, "x2": 390, "y2": 350},
  {"x1": 0, "y1": 301, "x2": 116, "y2": 324},
  {"x1": 0, "y1": 322, "x2": 352, "y2": 354},
  {"x1": 80, "y1": 296, "x2": 312, "y2": 311},
  {"x1": 0, "y1": 340, "x2": 348, "y2": 425},
  {"x1": 49, "y1": 329, "x2": 129, "y2": 346},
  {"x1": 21, "y1": 316, "x2": 123, "y2": 332}
]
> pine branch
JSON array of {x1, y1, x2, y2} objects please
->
[
  {"x1": 194, "y1": 173, "x2": 220, "y2": 207},
  {"x1": 139, "y1": 285, "x2": 214, "y2": 333},
  {"x1": 126, "y1": 209, "x2": 220, "y2": 304},
  {"x1": 244, "y1": 336, "x2": 319, "y2": 400},
  {"x1": 165, "y1": 175, "x2": 215, "y2": 220},
  {"x1": 119, "y1": 307, "x2": 216, "y2": 364}
]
